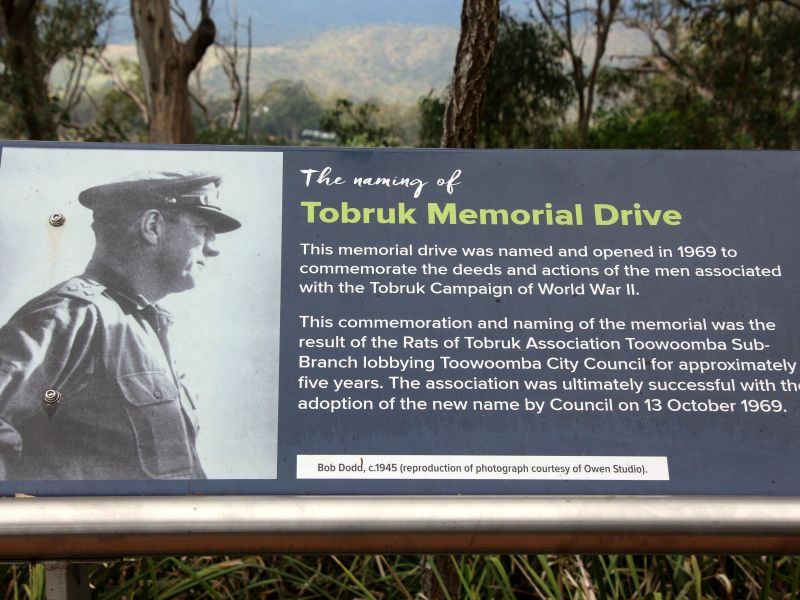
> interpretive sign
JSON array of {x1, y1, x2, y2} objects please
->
[{"x1": 0, "y1": 142, "x2": 798, "y2": 497}]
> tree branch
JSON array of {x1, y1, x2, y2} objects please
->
[
  {"x1": 215, "y1": 41, "x2": 242, "y2": 129},
  {"x1": 183, "y1": 4, "x2": 215, "y2": 73},
  {"x1": 189, "y1": 88, "x2": 211, "y2": 126},
  {"x1": 96, "y1": 53, "x2": 149, "y2": 124}
]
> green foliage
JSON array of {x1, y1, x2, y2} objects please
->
[
  {"x1": 590, "y1": 0, "x2": 800, "y2": 149},
  {"x1": 38, "y1": 0, "x2": 111, "y2": 66},
  {"x1": 0, "y1": 0, "x2": 113, "y2": 139},
  {"x1": 0, "y1": 563, "x2": 45, "y2": 600},
  {"x1": 0, "y1": 102, "x2": 18, "y2": 137},
  {"x1": 91, "y1": 96, "x2": 146, "y2": 142},
  {"x1": 72, "y1": 60, "x2": 148, "y2": 142},
  {"x1": 683, "y1": 0, "x2": 800, "y2": 148},
  {"x1": 320, "y1": 98, "x2": 402, "y2": 147},
  {"x1": 417, "y1": 9, "x2": 572, "y2": 149},
  {"x1": 251, "y1": 79, "x2": 324, "y2": 142},
  {"x1": 3, "y1": 554, "x2": 800, "y2": 598},
  {"x1": 481, "y1": 11, "x2": 573, "y2": 148},
  {"x1": 589, "y1": 79, "x2": 726, "y2": 149},
  {"x1": 194, "y1": 126, "x2": 280, "y2": 146},
  {"x1": 417, "y1": 89, "x2": 446, "y2": 147}
]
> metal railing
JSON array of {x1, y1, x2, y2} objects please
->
[{"x1": 2, "y1": 495, "x2": 800, "y2": 558}]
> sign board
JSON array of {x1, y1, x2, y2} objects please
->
[{"x1": 0, "y1": 143, "x2": 799, "y2": 503}]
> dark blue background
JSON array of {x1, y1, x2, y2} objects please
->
[{"x1": 277, "y1": 149, "x2": 800, "y2": 496}]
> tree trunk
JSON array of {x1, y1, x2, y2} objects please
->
[
  {"x1": 430, "y1": 4, "x2": 498, "y2": 590},
  {"x1": 130, "y1": 0, "x2": 215, "y2": 143},
  {"x1": 441, "y1": 0, "x2": 499, "y2": 148},
  {"x1": 0, "y1": 0, "x2": 58, "y2": 140}
]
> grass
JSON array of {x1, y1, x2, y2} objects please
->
[{"x1": 2, "y1": 554, "x2": 800, "y2": 599}]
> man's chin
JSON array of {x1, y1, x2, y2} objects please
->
[{"x1": 170, "y1": 276, "x2": 198, "y2": 295}]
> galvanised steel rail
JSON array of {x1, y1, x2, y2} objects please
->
[{"x1": 1, "y1": 495, "x2": 799, "y2": 559}]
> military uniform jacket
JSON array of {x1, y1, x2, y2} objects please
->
[{"x1": 0, "y1": 261, "x2": 206, "y2": 480}]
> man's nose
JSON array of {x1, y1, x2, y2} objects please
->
[{"x1": 203, "y1": 233, "x2": 220, "y2": 257}]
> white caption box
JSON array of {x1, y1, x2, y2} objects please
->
[{"x1": 297, "y1": 455, "x2": 669, "y2": 480}]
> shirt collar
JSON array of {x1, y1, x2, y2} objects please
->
[{"x1": 83, "y1": 259, "x2": 165, "y2": 315}]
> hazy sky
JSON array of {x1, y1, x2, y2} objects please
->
[{"x1": 109, "y1": 0, "x2": 531, "y2": 45}]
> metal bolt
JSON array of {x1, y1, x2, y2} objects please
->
[
  {"x1": 43, "y1": 389, "x2": 63, "y2": 405},
  {"x1": 49, "y1": 213, "x2": 65, "y2": 227}
]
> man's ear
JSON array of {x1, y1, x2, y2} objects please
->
[{"x1": 140, "y1": 209, "x2": 165, "y2": 245}]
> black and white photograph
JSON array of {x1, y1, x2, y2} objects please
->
[{"x1": 0, "y1": 146, "x2": 282, "y2": 481}]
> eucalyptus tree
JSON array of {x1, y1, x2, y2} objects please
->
[
  {"x1": 130, "y1": 0, "x2": 215, "y2": 143},
  {"x1": 0, "y1": 0, "x2": 110, "y2": 139}
]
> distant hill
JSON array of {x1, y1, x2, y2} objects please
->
[
  {"x1": 102, "y1": 24, "x2": 460, "y2": 105},
  {"x1": 216, "y1": 25, "x2": 458, "y2": 103},
  {"x1": 96, "y1": 19, "x2": 649, "y2": 110}
]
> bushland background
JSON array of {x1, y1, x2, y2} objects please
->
[{"x1": 1, "y1": 0, "x2": 799, "y2": 597}]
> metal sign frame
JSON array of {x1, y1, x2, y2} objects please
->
[{"x1": 3, "y1": 144, "x2": 800, "y2": 561}]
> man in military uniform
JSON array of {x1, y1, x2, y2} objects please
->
[{"x1": 0, "y1": 172, "x2": 241, "y2": 480}]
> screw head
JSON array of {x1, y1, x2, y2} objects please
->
[
  {"x1": 49, "y1": 213, "x2": 65, "y2": 227},
  {"x1": 43, "y1": 389, "x2": 63, "y2": 405}
]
